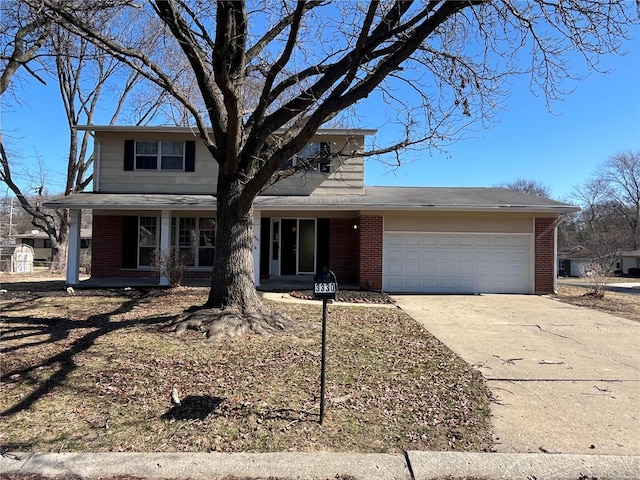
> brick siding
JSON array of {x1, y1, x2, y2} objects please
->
[
  {"x1": 91, "y1": 215, "x2": 210, "y2": 279},
  {"x1": 328, "y1": 218, "x2": 359, "y2": 283},
  {"x1": 92, "y1": 215, "x2": 125, "y2": 277},
  {"x1": 358, "y1": 215, "x2": 383, "y2": 290},
  {"x1": 534, "y1": 217, "x2": 557, "y2": 294}
]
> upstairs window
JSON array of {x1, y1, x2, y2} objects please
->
[
  {"x1": 280, "y1": 142, "x2": 331, "y2": 172},
  {"x1": 124, "y1": 140, "x2": 196, "y2": 172},
  {"x1": 135, "y1": 141, "x2": 184, "y2": 170}
]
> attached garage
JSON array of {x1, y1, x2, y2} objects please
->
[{"x1": 383, "y1": 233, "x2": 532, "y2": 294}]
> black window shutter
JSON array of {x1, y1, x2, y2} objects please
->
[
  {"x1": 185, "y1": 141, "x2": 196, "y2": 172},
  {"x1": 124, "y1": 140, "x2": 135, "y2": 171},
  {"x1": 319, "y1": 142, "x2": 331, "y2": 173},
  {"x1": 122, "y1": 216, "x2": 138, "y2": 268}
]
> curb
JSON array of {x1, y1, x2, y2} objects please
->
[{"x1": 1, "y1": 452, "x2": 639, "y2": 480}]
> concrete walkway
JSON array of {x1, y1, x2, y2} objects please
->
[{"x1": 393, "y1": 294, "x2": 640, "y2": 456}]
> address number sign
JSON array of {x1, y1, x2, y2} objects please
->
[{"x1": 313, "y1": 270, "x2": 338, "y2": 300}]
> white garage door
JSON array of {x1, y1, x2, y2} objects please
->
[{"x1": 383, "y1": 233, "x2": 532, "y2": 294}]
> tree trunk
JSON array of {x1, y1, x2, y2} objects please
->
[
  {"x1": 169, "y1": 174, "x2": 293, "y2": 340},
  {"x1": 206, "y1": 181, "x2": 261, "y2": 312},
  {"x1": 50, "y1": 239, "x2": 68, "y2": 273},
  {"x1": 49, "y1": 209, "x2": 70, "y2": 273}
]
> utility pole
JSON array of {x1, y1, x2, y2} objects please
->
[{"x1": 9, "y1": 197, "x2": 14, "y2": 236}]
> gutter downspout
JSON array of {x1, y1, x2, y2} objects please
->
[{"x1": 94, "y1": 141, "x2": 101, "y2": 191}]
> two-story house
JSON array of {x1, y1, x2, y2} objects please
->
[{"x1": 46, "y1": 126, "x2": 578, "y2": 294}]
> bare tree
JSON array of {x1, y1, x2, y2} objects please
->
[
  {"x1": 0, "y1": 0, "x2": 50, "y2": 95},
  {"x1": 570, "y1": 151, "x2": 640, "y2": 254},
  {"x1": 31, "y1": 0, "x2": 638, "y2": 336},
  {"x1": 498, "y1": 178, "x2": 552, "y2": 198},
  {"x1": 598, "y1": 151, "x2": 640, "y2": 249},
  {"x1": 2, "y1": 9, "x2": 166, "y2": 271}
]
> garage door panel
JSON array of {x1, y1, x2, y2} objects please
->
[
  {"x1": 405, "y1": 264, "x2": 421, "y2": 275},
  {"x1": 510, "y1": 237, "x2": 529, "y2": 247},
  {"x1": 383, "y1": 233, "x2": 531, "y2": 293},
  {"x1": 440, "y1": 251, "x2": 456, "y2": 262},
  {"x1": 385, "y1": 262, "x2": 404, "y2": 275},
  {"x1": 387, "y1": 236, "x2": 404, "y2": 246},
  {"x1": 386, "y1": 249, "x2": 404, "y2": 261},
  {"x1": 405, "y1": 236, "x2": 423, "y2": 246},
  {"x1": 422, "y1": 263, "x2": 438, "y2": 275},
  {"x1": 422, "y1": 237, "x2": 439, "y2": 247},
  {"x1": 442, "y1": 237, "x2": 460, "y2": 247},
  {"x1": 405, "y1": 250, "x2": 421, "y2": 261},
  {"x1": 458, "y1": 237, "x2": 474, "y2": 247},
  {"x1": 458, "y1": 251, "x2": 474, "y2": 262}
]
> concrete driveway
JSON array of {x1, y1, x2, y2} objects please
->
[{"x1": 393, "y1": 294, "x2": 640, "y2": 455}]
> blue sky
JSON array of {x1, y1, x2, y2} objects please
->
[
  {"x1": 2, "y1": 29, "x2": 639, "y2": 202},
  {"x1": 364, "y1": 33, "x2": 640, "y2": 202}
]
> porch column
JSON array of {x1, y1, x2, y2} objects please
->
[
  {"x1": 253, "y1": 210, "x2": 261, "y2": 286},
  {"x1": 553, "y1": 222, "x2": 559, "y2": 294},
  {"x1": 66, "y1": 209, "x2": 82, "y2": 285},
  {"x1": 159, "y1": 210, "x2": 171, "y2": 286}
]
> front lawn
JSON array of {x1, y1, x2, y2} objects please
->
[{"x1": 0, "y1": 284, "x2": 492, "y2": 453}]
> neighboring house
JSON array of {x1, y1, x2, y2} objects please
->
[
  {"x1": 10, "y1": 229, "x2": 92, "y2": 264},
  {"x1": 558, "y1": 246, "x2": 622, "y2": 277},
  {"x1": 621, "y1": 250, "x2": 640, "y2": 276},
  {"x1": 45, "y1": 126, "x2": 578, "y2": 294}
]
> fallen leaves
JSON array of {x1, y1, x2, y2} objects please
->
[{"x1": 1, "y1": 286, "x2": 493, "y2": 454}]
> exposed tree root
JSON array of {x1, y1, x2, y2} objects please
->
[{"x1": 170, "y1": 304, "x2": 295, "y2": 341}]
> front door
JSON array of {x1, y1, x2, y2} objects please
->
[
  {"x1": 280, "y1": 218, "x2": 316, "y2": 275},
  {"x1": 281, "y1": 219, "x2": 297, "y2": 275}
]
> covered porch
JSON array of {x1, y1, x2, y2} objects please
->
[{"x1": 67, "y1": 274, "x2": 359, "y2": 292}]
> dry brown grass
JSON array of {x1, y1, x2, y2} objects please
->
[
  {"x1": 555, "y1": 283, "x2": 640, "y2": 322},
  {"x1": 0, "y1": 282, "x2": 492, "y2": 454}
]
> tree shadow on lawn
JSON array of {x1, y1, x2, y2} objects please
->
[
  {"x1": 161, "y1": 395, "x2": 226, "y2": 421},
  {"x1": 1, "y1": 292, "x2": 179, "y2": 417},
  {"x1": 161, "y1": 395, "x2": 319, "y2": 426},
  {"x1": 1, "y1": 314, "x2": 76, "y2": 349}
]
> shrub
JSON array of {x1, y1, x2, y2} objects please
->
[{"x1": 152, "y1": 249, "x2": 193, "y2": 287}]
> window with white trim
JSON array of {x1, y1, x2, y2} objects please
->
[
  {"x1": 280, "y1": 142, "x2": 331, "y2": 172},
  {"x1": 138, "y1": 216, "x2": 158, "y2": 266},
  {"x1": 171, "y1": 217, "x2": 216, "y2": 268},
  {"x1": 135, "y1": 141, "x2": 185, "y2": 170},
  {"x1": 134, "y1": 216, "x2": 215, "y2": 268}
]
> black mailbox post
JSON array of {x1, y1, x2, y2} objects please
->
[{"x1": 313, "y1": 269, "x2": 338, "y2": 424}]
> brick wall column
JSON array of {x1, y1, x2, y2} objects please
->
[
  {"x1": 91, "y1": 215, "x2": 124, "y2": 277},
  {"x1": 328, "y1": 218, "x2": 359, "y2": 283},
  {"x1": 535, "y1": 217, "x2": 557, "y2": 294},
  {"x1": 358, "y1": 215, "x2": 383, "y2": 290}
]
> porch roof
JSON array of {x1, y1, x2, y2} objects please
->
[{"x1": 44, "y1": 187, "x2": 579, "y2": 214}]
